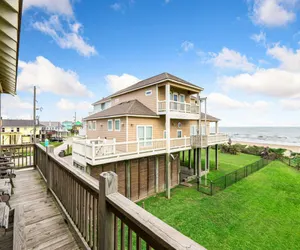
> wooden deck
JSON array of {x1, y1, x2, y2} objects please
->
[{"x1": 1, "y1": 168, "x2": 81, "y2": 250}]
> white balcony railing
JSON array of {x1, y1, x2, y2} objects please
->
[
  {"x1": 190, "y1": 133, "x2": 229, "y2": 148},
  {"x1": 158, "y1": 100, "x2": 199, "y2": 114},
  {"x1": 73, "y1": 134, "x2": 228, "y2": 166}
]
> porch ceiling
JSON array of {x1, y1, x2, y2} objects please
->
[{"x1": 0, "y1": 0, "x2": 23, "y2": 95}]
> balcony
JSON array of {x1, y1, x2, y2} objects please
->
[
  {"x1": 73, "y1": 134, "x2": 228, "y2": 167},
  {"x1": 158, "y1": 100, "x2": 200, "y2": 119},
  {"x1": 0, "y1": 143, "x2": 204, "y2": 249},
  {"x1": 191, "y1": 133, "x2": 229, "y2": 148}
]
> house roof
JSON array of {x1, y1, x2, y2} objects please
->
[
  {"x1": 92, "y1": 72, "x2": 203, "y2": 106},
  {"x1": 0, "y1": 0, "x2": 23, "y2": 95},
  {"x1": 2, "y1": 119, "x2": 41, "y2": 127},
  {"x1": 201, "y1": 113, "x2": 220, "y2": 122},
  {"x1": 85, "y1": 100, "x2": 158, "y2": 120}
]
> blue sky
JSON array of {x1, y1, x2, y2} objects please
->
[{"x1": 3, "y1": 0, "x2": 300, "y2": 126}]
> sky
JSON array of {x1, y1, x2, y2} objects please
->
[{"x1": 3, "y1": 0, "x2": 300, "y2": 126}]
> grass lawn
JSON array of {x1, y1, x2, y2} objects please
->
[
  {"x1": 139, "y1": 161, "x2": 300, "y2": 250},
  {"x1": 40, "y1": 141, "x2": 63, "y2": 148},
  {"x1": 182, "y1": 149, "x2": 260, "y2": 180}
]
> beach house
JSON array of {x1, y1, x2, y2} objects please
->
[{"x1": 73, "y1": 73, "x2": 228, "y2": 199}]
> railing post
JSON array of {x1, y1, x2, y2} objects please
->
[
  {"x1": 99, "y1": 171, "x2": 118, "y2": 250},
  {"x1": 46, "y1": 145, "x2": 54, "y2": 192}
]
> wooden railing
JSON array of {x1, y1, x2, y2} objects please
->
[
  {"x1": 158, "y1": 100, "x2": 199, "y2": 114},
  {"x1": 0, "y1": 144, "x2": 35, "y2": 168},
  {"x1": 35, "y1": 144, "x2": 205, "y2": 250}
]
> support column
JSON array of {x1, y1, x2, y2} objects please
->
[
  {"x1": 155, "y1": 156, "x2": 159, "y2": 193},
  {"x1": 125, "y1": 160, "x2": 131, "y2": 199},
  {"x1": 205, "y1": 146, "x2": 210, "y2": 185},
  {"x1": 215, "y1": 144, "x2": 219, "y2": 170},
  {"x1": 166, "y1": 154, "x2": 171, "y2": 199},
  {"x1": 165, "y1": 83, "x2": 171, "y2": 199},
  {"x1": 194, "y1": 148, "x2": 197, "y2": 176},
  {"x1": 188, "y1": 150, "x2": 191, "y2": 169},
  {"x1": 182, "y1": 150, "x2": 185, "y2": 166},
  {"x1": 198, "y1": 148, "x2": 202, "y2": 184}
]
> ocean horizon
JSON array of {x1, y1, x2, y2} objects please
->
[{"x1": 219, "y1": 127, "x2": 300, "y2": 147}]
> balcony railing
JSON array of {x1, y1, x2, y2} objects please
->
[
  {"x1": 158, "y1": 100, "x2": 199, "y2": 114},
  {"x1": 73, "y1": 134, "x2": 228, "y2": 166},
  {"x1": 191, "y1": 134, "x2": 229, "y2": 148}
]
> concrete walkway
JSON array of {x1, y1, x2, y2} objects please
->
[{"x1": 53, "y1": 138, "x2": 73, "y2": 166}]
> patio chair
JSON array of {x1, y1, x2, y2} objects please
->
[{"x1": 0, "y1": 202, "x2": 9, "y2": 235}]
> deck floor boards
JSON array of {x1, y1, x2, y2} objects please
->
[{"x1": 4, "y1": 169, "x2": 81, "y2": 250}]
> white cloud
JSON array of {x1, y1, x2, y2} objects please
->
[
  {"x1": 105, "y1": 74, "x2": 140, "y2": 93},
  {"x1": 1, "y1": 95, "x2": 32, "y2": 119},
  {"x1": 251, "y1": 0, "x2": 297, "y2": 27},
  {"x1": 18, "y1": 56, "x2": 93, "y2": 97},
  {"x1": 181, "y1": 41, "x2": 194, "y2": 52},
  {"x1": 267, "y1": 44, "x2": 300, "y2": 72},
  {"x1": 207, "y1": 92, "x2": 270, "y2": 110},
  {"x1": 280, "y1": 98, "x2": 300, "y2": 110},
  {"x1": 208, "y1": 47, "x2": 255, "y2": 72},
  {"x1": 56, "y1": 98, "x2": 93, "y2": 111},
  {"x1": 219, "y1": 68, "x2": 300, "y2": 98},
  {"x1": 23, "y1": 0, "x2": 73, "y2": 16},
  {"x1": 111, "y1": 3, "x2": 122, "y2": 11},
  {"x1": 251, "y1": 31, "x2": 266, "y2": 45},
  {"x1": 33, "y1": 15, "x2": 97, "y2": 57},
  {"x1": 165, "y1": 0, "x2": 171, "y2": 3}
]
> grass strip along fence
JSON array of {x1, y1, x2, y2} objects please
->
[
  {"x1": 280, "y1": 157, "x2": 300, "y2": 170},
  {"x1": 199, "y1": 158, "x2": 271, "y2": 196}
]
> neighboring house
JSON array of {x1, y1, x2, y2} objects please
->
[
  {"x1": 73, "y1": 72, "x2": 228, "y2": 199},
  {"x1": 0, "y1": 119, "x2": 42, "y2": 145},
  {"x1": 62, "y1": 121, "x2": 73, "y2": 131},
  {"x1": 40, "y1": 121, "x2": 69, "y2": 141},
  {"x1": 72, "y1": 121, "x2": 82, "y2": 134}
]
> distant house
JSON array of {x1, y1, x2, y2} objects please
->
[
  {"x1": 40, "y1": 121, "x2": 69, "y2": 141},
  {"x1": 72, "y1": 121, "x2": 82, "y2": 134},
  {"x1": 0, "y1": 119, "x2": 42, "y2": 145},
  {"x1": 62, "y1": 121, "x2": 73, "y2": 131}
]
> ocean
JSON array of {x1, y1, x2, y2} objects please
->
[{"x1": 219, "y1": 127, "x2": 300, "y2": 146}]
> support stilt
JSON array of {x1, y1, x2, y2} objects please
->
[
  {"x1": 215, "y1": 144, "x2": 219, "y2": 170},
  {"x1": 166, "y1": 153, "x2": 171, "y2": 199}
]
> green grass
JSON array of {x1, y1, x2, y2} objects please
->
[
  {"x1": 181, "y1": 149, "x2": 260, "y2": 180},
  {"x1": 40, "y1": 141, "x2": 63, "y2": 148},
  {"x1": 139, "y1": 161, "x2": 300, "y2": 250}
]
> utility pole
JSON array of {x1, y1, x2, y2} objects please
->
[
  {"x1": 74, "y1": 111, "x2": 76, "y2": 123},
  {"x1": 33, "y1": 86, "x2": 36, "y2": 143}
]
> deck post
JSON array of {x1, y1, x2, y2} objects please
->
[
  {"x1": 165, "y1": 153, "x2": 171, "y2": 199},
  {"x1": 125, "y1": 160, "x2": 131, "y2": 199},
  {"x1": 198, "y1": 148, "x2": 202, "y2": 185},
  {"x1": 188, "y1": 150, "x2": 191, "y2": 169},
  {"x1": 99, "y1": 171, "x2": 118, "y2": 250},
  {"x1": 46, "y1": 145, "x2": 54, "y2": 192},
  {"x1": 194, "y1": 148, "x2": 197, "y2": 176},
  {"x1": 182, "y1": 150, "x2": 185, "y2": 166},
  {"x1": 215, "y1": 144, "x2": 219, "y2": 170},
  {"x1": 205, "y1": 146, "x2": 210, "y2": 186},
  {"x1": 155, "y1": 156, "x2": 159, "y2": 193}
]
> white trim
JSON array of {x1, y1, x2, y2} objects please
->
[
  {"x1": 163, "y1": 130, "x2": 166, "y2": 139},
  {"x1": 114, "y1": 119, "x2": 121, "y2": 132},
  {"x1": 107, "y1": 119, "x2": 113, "y2": 131},
  {"x1": 145, "y1": 89, "x2": 152, "y2": 96},
  {"x1": 156, "y1": 84, "x2": 158, "y2": 113},
  {"x1": 85, "y1": 114, "x2": 160, "y2": 121},
  {"x1": 177, "y1": 130, "x2": 183, "y2": 138}
]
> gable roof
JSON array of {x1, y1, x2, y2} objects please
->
[
  {"x1": 93, "y1": 72, "x2": 203, "y2": 106},
  {"x1": 201, "y1": 113, "x2": 220, "y2": 122},
  {"x1": 40, "y1": 121, "x2": 61, "y2": 127},
  {"x1": 85, "y1": 100, "x2": 158, "y2": 120},
  {"x1": 2, "y1": 119, "x2": 40, "y2": 127}
]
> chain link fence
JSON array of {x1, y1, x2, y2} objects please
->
[{"x1": 199, "y1": 158, "x2": 271, "y2": 195}]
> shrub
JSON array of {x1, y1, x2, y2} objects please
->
[{"x1": 220, "y1": 144, "x2": 241, "y2": 155}]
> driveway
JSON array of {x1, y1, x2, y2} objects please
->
[{"x1": 53, "y1": 137, "x2": 73, "y2": 166}]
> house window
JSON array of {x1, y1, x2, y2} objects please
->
[
  {"x1": 17, "y1": 128, "x2": 20, "y2": 132},
  {"x1": 101, "y1": 103, "x2": 105, "y2": 110},
  {"x1": 173, "y1": 92, "x2": 178, "y2": 102},
  {"x1": 108, "y1": 120, "x2": 113, "y2": 131},
  {"x1": 190, "y1": 125, "x2": 197, "y2": 136},
  {"x1": 1, "y1": 128, "x2": 5, "y2": 132},
  {"x1": 93, "y1": 121, "x2": 96, "y2": 130},
  {"x1": 145, "y1": 90, "x2": 152, "y2": 96},
  {"x1": 179, "y1": 94, "x2": 185, "y2": 103},
  {"x1": 88, "y1": 121, "x2": 92, "y2": 130},
  {"x1": 163, "y1": 130, "x2": 166, "y2": 139},
  {"x1": 137, "y1": 125, "x2": 153, "y2": 146},
  {"x1": 169, "y1": 91, "x2": 173, "y2": 101},
  {"x1": 115, "y1": 119, "x2": 120, "y2": 131},
  {"x1": 177, "y1": 130, "x2": 182, "y2": 138}
]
